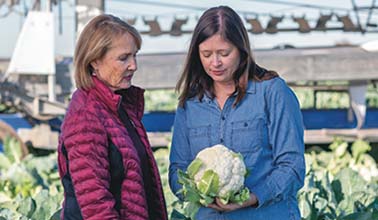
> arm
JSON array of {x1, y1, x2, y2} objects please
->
[
  {"x1": 63, "y1": 110, "x2": 119, "y2": 219},
  {"x1": 251, "y1": 78, "x2": 306, "y2": 208},
  {"x1": 168, "y1": 106, "x2": 192, "y2": 200}
]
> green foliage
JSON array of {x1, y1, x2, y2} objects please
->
[
  {"x1": 315, "y1": 92, "x2": 350, "y2": 109},
  {"x1": 2, "y1": 136, "x2": 23, "y2": 164},
  {"x1": 299, "y1": 138, "x2": 378, "y2": 220},
  {"x1": 366, "y1": 83, "x2": 378, "y2": 108},
  {"x1": 153, "y1": 148, "x2": 178, "y2": 216},
  {"x1": 0, "y1": 105, "x2": 16, "y2": 113},
  {"x1": 163, "y1": 138, "x2": 378, "y2": 220},
  {"x1": 0, "y1": 138, "x2": 63, "y2": 220},
  {"x1": 144, "y1": 89, "x2": 178, "y2": 112},
  {"x1": 142, "y1": 82, "x2": 378, "y2": 112},
  {"x1": 187, "y1": 159, "x2": 202, "y2": 179},
  {"x1": 174, "y1": 148, "x2": 250, "y2": 220},
  {"x1": 1, "y1": 136, "x2": 378, "y2": 220},
  {"x1": 290, "y1": 81, "x2": 378, "y2": 109}
]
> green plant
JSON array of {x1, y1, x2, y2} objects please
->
[
  {"x1": 299, "y1": 138, "x2": 378, "y2": 220},
  {"x1": 0, "y1": 137, "x2": 62, "y2": 220},
  {"x1": 176, "y1": 144, "x2": 250, "y2": 219}
]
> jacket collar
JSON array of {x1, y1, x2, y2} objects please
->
[{"x1": 90, "y1": 76, "x2": 145, "y2": 119}]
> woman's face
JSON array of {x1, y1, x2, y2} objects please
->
[
  {"x1": 199, "y1": 34, "x2": 240, "y2": 87},
  {"x1": 91, "y1": 32, "x2": 138, "y2": 91}
]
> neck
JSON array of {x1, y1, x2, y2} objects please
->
[
  {"x1": 213, "y1": 82, "x2": 235, "y2": 110},
  {"x1": 214, "y1": 82, "x2": 235, "y2": 98}
]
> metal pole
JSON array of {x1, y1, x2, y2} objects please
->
[
  {"x1": 351, "y1": 0, "x2": 365, "y2": 33},
  {"x1": 47, "y1": 0, "x2": 56, "y2": 102},
  {"x1": 366, "y1": 0, "x2": 377, "y2": 27}
]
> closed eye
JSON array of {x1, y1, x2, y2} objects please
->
[
  {"x1": 201, "y1": 52, "x2": 211, "y2": 58},
  {"x1": 119, "y1": 54, "x2": 129, "y2": 61}
]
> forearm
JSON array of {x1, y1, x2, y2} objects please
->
[
  {"x1": 68, "y1": 149, "x2": 119, "y2": 219},
  {"x1": 250, "y1": 155, "x2": 305, "y2": 207},
  {"x1": 168, "y1": 163, "x2": 185, "y2": 200}
]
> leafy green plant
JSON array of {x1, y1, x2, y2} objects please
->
[
  {"x1": 1, "y1": 136, "x2": 378, "y2": 220},
  {"x1": 164, "y1": 138, "x2": 378, "y2": 220},
  {"x1": 144, "y1": 89, "x2": 178, "y2": 112},
  {"x1": 299, "y1": 138, "x2": 378, "y2": 220},
  {"x1": 0, "y1": 137, "x2": 62, "y2": 220}
]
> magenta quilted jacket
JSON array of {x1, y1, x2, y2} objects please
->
[{"x1": 57, "y1": 76, "x2": 167, "y2": 220}]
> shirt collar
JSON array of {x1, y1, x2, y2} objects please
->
[
  {"x1": 246, "y1": 80, "x2": 256, "y2": 94},
  {"x1": 197, "y1": 80, "x2": 256, "y2": 103}
]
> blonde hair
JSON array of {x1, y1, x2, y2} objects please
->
[{"x1": 74, "y1": 14, "x2": 142, "y2": 90}]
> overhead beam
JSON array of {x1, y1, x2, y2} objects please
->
[{"x1": 133, "y1": 47, "x2": 378, "y2": 89}]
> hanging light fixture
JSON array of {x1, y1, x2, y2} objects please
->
[
  {"x1": 266, "y1": 15, "x2": 284, "y2": 34},
  {"x1": 170, "y1": 17, "x2": 188, "y2": 36},
  {"x1": 292, "y1": 16, "x2": 311, "y2": 33},
  {"x1": 143, "y1": 17, "x2": 162, "y2": 36},
  {"x1": 245, "y1": 17, "x2": 264, "y2": 34},
  {"x1": 314, "y1": 13, "x2": 333, "y2": 31},
  {"x1": 337, "y1": 14, "x2": 358, "y2": 31}
]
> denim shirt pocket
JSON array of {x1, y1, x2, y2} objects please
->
[
  {"x1": 231, "y1": 116, "x2": 265, "y2": 168},
  {"x1": 189, "y1": 125, "x2": 211, "y2": 157}
]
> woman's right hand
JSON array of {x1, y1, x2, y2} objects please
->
[{"x1": 207, "y1": 193, "x2": 258, "y2": 212}]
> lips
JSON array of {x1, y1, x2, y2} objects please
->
[
  {"x1": 210, "y1": 70, "x2": 225, "y2": 76},
  {"x1": 123, "y1": 75, "x2": 133, "y2": 80}
]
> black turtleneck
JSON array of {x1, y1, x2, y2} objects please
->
[{"x1": 115, "y1": 89, "x2": 155, "y2": 220}]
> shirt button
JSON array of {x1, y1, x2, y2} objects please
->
[
  {"x1": 220, "y1": 138, "x2": 224, "y2": 143},
  {"x1": 221, "y1": 116, "x2": 225, "y2": 120}
]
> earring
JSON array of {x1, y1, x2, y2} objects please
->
[{"x1": 92, "y1": 69, "x2": 98, "y2": 76}]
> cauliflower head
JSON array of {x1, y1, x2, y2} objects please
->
[
  {"x1": 191, "y1": 144, "x2": 247, "y2": 198},
  {"x1": 177, "y1": 144, "x2": 250, "y2": 219}
]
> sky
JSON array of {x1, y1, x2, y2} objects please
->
[{"x1": 0, "y1": 0, "x2": 378, "y2": 58}]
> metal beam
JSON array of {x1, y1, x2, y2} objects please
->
[{"x1": 133, "y1": 46, "x2": 378, "y2": 89}]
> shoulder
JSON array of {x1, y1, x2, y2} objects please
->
[
  {"x1": 258, "y1": 77, "x2": 300, "y2": 108},
  {"x1": 255, "y1": 76, "x2": 287, "y2": 88},
  {"x1": 67, "y1": 88, "x2": 109, "y2": 115},
  {"x1": 62, "y1": 90, "x2": 105, "y2": 136},
  {"x1": 67, "y1": 89, "x2": 88, "y2": 113},
  {"x1": 251, "y1": 77, "x2": 292, "y2": 94}
]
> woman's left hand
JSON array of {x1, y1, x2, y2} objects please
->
[{"x1": 207, "y1": 193, "x2": 258, "y2": 212}]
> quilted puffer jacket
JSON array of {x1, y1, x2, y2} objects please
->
[{"x1": 57, "y1": 76, "x2": 167, "y2": 220}]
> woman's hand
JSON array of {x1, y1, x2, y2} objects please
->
[{"x1": 207, "y1": 193, "x2": 258, "y2": 212}]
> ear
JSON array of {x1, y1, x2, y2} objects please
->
[{"x1": 90, "y1": 60, "x2": 100, "y2": 70}]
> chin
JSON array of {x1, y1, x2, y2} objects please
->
[{"x1": 122, "y1": 83, "x2": 132, "y2": 89}]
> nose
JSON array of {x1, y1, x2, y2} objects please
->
[
  {"x1": 211, "y1": 54, "x2": 222, "y2": 67},
  {"x1": 127, "y1": 56, "x2": 137, "y2": 71}
]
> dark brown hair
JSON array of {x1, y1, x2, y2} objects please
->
[
  {"x1": 74, "y1": 14, "x2": 142, "y2": 90},
  {"x1": 176, "y1": 6, "x2": 277, "y2": 107}
]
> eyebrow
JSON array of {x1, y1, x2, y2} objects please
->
[{"x1": 200, "y1": 49, "x2": 231, "y2": 53}]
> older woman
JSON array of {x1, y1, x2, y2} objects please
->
[{"x1": 57, "y1": 14, "x2": 167, "y2": 220}]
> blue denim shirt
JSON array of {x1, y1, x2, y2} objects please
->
[{"x1": 169, "y1": 77, "x2": 305, "y2": 220}]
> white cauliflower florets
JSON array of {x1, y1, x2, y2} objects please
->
[{"x1": 193, "y1": 144, "x2": 247, "y2": 197}]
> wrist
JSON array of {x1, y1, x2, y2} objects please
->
[{"x1": 249, "y1": 193, "x2": 259, "y2": 207}]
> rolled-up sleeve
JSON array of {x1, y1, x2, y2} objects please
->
[{"x1": 251, "y1": 78, "x2": 306, "y2": 208}]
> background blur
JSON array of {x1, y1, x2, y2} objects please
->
[{"x1": 0, "y1": 1, "x2": 378, "y2": 219}]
